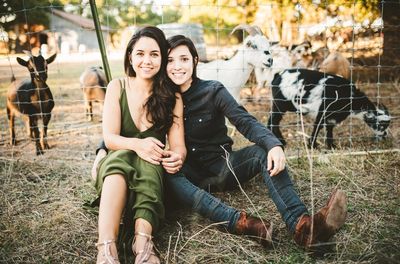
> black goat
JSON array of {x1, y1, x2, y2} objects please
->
[
  {"x1": 268, "y1": 69, "x2": 391, "y2": 149},
  {"x1": 7, "y1": 51, "x2": 57, "y2": 155}
]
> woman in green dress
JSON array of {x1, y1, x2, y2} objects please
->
[{"x1": 94, "y1": 26, "x2": 186, "y2": 264}]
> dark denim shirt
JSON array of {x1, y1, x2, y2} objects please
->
[
  {"x1": 182, "y1": 78, "x2": 282, "y2": 167},
  {"x1": 97, "y1": 78, "x2": 282, "y2": 173}
]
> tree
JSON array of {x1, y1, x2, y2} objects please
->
[
  {"x1": 379, "y1": 0, "x2": 400, "y2": 75},
  {"x1": 0, "y1": 0, "x2": 65, "y2": 53},
  {"x1": 178, "y1": 0, "x2": 259, "y2": 44},
  {"x1": 0, "y1": 0, "x2": 64, "y2": 31}
]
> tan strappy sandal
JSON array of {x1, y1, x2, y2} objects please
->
[
  {"x1": 132, "y1": 232, "x2": 160, "y2": 264},
  {"x1": 96, "y1": 239, "x2": 120, "y2": 264}
]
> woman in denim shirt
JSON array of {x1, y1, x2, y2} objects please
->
[{"x1": 95, "y1": 35, "x2": 347, "y2": 250}]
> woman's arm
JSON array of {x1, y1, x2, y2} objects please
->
[
  {"x1": 213, "y1": 82, "x2": 282, "y2": 152},
  {"x1": 213, "y1": 82, "x2": 285, "y2": 176},
  {"x1": 162, "y1": 93, "x2": 186, "y2": 174},
  {"x1": 102, "y1": 78, "x2": 165, "y2": 165}
]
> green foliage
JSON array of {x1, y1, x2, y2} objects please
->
[
  {"x1": 0, "y1": 0, "x2": 64, "y2": 31},
  {"x1": 74, "y1": 0, "x2": 181, "y2": 29},
  {"x1": 178, "y1": 0, "x2": 259, "y2": 44}
]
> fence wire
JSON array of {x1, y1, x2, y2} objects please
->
[{"x1": 0, "y1": 1, "x2": 399, "y2": 162}]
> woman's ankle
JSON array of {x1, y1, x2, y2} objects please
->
[{"x1": 96, "y1": 239, "x2": 119, "y2": 264}]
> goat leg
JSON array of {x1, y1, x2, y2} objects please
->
[
  {"x1": 30, "y1": 116, "x2": 44, "y2": 155},
  {"x1": 7, "y1": 106, "x2": 16, "y2": 145},
  {"x1": 325, "y1": 123, "x2": 336, "y2": 149},
  {"x1": 308, "y1": 113, "x2": 324, "y2": 149},
  {"x1": 23, "y1": 115, "x2": 34, "y2": 139},
  {"x1": 267, "y1": 108, "x2": 286, "y2": 145},
  {"x1": 41, "y1": 113, "x2": 52, "y2": 150},
  {"x1": 84, "y1": 93, "x2": 93, "y2": 122},
  {"x1": 88, "y1": 101, "x2": 93, "y2": 122}
]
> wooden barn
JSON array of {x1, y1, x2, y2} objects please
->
[{"x1": 49, "y1": 9, "x2": 111, "y2": 54}]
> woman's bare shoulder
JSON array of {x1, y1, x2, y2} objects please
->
[{"x1": 107, "y1": 77, "x2": 126, "y2": 93}]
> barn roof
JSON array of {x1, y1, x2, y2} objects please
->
[{"x1": 51, "y1": 9, "x2": 111, "y2": 31}]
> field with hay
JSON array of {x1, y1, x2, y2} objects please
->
[{"x1": 0, "y1": 56, "x2": 399, "y2": 263}]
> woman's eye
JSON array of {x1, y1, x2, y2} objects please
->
[
  {"x1": 151, "y1": 53, "x2": 159, "y2": 57},
  {"x1": 167, "y1": 58, "x2": 173, "y2": 63},
  {"x1": 182, "y1": 58, "x2": 189, "y2": 62}
]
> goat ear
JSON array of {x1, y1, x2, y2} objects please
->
[
  {"x1": 46, "y1": 53, "x2": 57, "y2": 64},
  {"x1": 16, "y1": 57, "x2": 28, "y2": 67}
]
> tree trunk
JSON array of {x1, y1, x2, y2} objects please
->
[{"x1": 380, "y1": 0, "x2": 400, "y2": 80}]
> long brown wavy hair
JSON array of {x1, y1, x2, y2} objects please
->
[{"x1": 124, "y1": 26, "x2": 178, "y2": 134}]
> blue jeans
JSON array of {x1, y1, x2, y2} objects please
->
[{"x1": 166, "y1": 145, "x2": 308, "y2": 233}]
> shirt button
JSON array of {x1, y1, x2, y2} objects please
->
[
  {"x1": 192, "y1": 148, "x2": 196, "y2": 152},
  {"x1": 184, "y1": 105, "x2": 186, "y2": 108},
  {"x1": 199, "y1": 118, "x2": 202, "y2": 122},
  {"x1": 184, "y1": 117, "x2": 187, "y2": 121}
]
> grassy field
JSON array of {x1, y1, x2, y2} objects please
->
[{"x1": 0, "y1": 56, "x2": 399, "y2": 263}]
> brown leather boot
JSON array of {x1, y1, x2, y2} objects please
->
[
  {"x1": 235, "y1": 211, "x2": 273, "y2": 247},
  {"x1": 294, "y1": 189, "x2": 347, "y2": 249}
]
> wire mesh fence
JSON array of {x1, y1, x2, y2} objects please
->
[{"x1": 1, "y1": 1, "x2": 399, "y2": 161}]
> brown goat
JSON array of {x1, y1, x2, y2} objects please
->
[
  {"x1": 290, "y1": 42, "x2": 329, "y2": 70},
  {"x1": 319, "y1": 51, "x2": 351, "y2": 79},
  {"x1": 79, "y1": 66, "x2": 107, "y2": 121},
  {"x1": 7, "y1": 51, "x2": 57, "y2": 155}
]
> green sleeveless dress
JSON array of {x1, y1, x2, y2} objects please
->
[{"x1": 95, "y1": 78, "x2": 165, "y2": 232}]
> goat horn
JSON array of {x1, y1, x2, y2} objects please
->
[
  {"x1": 251, "y1": 25, "x2": 263, "y2": 35},
  {"x1": 230, "y1": 24, "x2": 260, "y2": 36}
]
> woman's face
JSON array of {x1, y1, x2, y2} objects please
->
[
  {"x1": 167, "y1": 45, "x2": 193, "y2": 91},
  {"x1": 130, "y1": 37, "x2": 161, "y2": 80}
]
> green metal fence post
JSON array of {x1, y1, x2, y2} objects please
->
[{"x1": 89, "y1": 0, "x2": 112, "y2": 83}]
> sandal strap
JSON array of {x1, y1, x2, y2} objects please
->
[
  {"x1": 96, "y1": 239, "x2": 116, "y2": 247},
  {"x1": 96, "y1": 239, "x2": 120, "y2": 264},
  {"x1": 135, "y1": 231, "x2": 153, "y2": 240},
  {"x1": 132, "y1": 232, "x2": 160, "y2": 263}
]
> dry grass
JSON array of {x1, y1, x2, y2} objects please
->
[
  {"x1": 1, "y1": 58, "x2": 400, "y2": 263},
  {"x1": 1, "y1": 150, "x2": 399, "y2": 263}
]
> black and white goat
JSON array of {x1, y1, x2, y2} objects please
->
[
  {"x1": 267, "y1": 69, "x2": 391, "y2": 149},
  {"x1": 79, "y1": 66, "x2": 107, "y2": 121},
  {"x1": 254, "y1": 43, "x2": 292, "y2": 91},
  {"x1": 7, "y1": 51, "x2": 57, "y2": 155},
  {"x1": 197, "y1": 24, "x2": 273, "y2": 102}
]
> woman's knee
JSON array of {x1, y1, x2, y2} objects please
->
[{"x1": 102, "y1": 174, "x2": 127, "y2": 192}]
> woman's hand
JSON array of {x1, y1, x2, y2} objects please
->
[
  {"x1": 161, "y1": 150, "x2": 184, "y2": 174},
  {"x1": 133, "y1": 137, "x2": 165, "y2": 165},
  {"x1": 267, "y1": 146, "x2": 286, "y2": 176}
]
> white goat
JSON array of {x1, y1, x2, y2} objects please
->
[
  {"x1": 318, "y1": 51, "x2": 351, "y2": 79},
  {"x1": 196, "y1": 24, "x2": 273, "y2": 102},
  {"x1": 254, "y1": 43, "x2": 293, "y2": 90}
]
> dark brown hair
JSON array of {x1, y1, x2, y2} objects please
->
[
  {"x1": 167, "y1": 35, "x2": 199, "y2": 80},
  {"x1": 124, "y1": 26, "x2": 178, "y2": 134}
]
